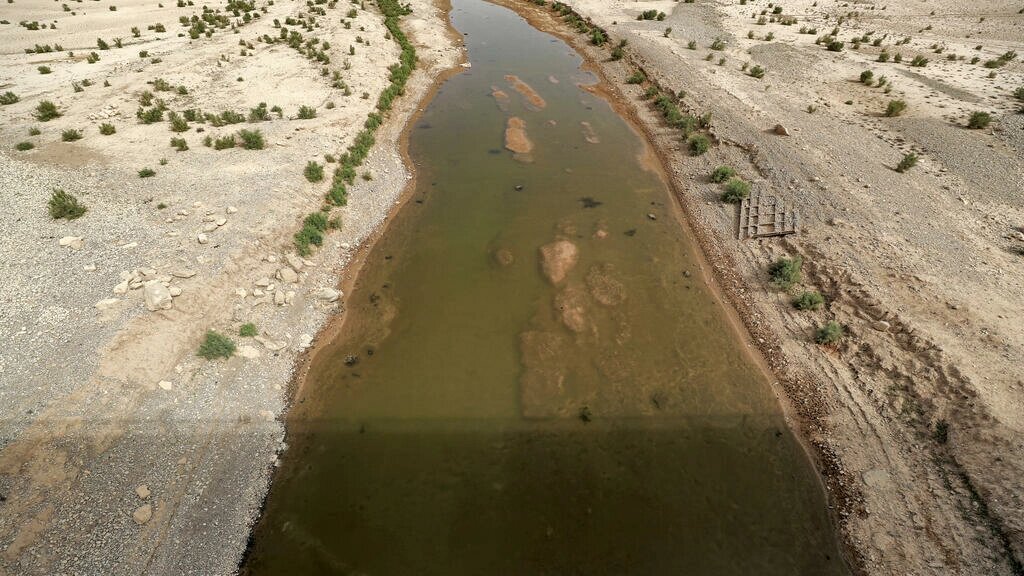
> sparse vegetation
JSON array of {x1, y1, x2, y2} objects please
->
[
  {"x1": 896, "y1": 153, "x2": 918, "y2": 173},
  {"x1": 35, "y1": 101, "x2": 61, "y2": 121},
  {"x1": 213, "y1": 135, "x2": 236, "y2": 150},
  {"x1": 38, "y1": 65, "x2": 52, "y2": 74},
  {"x1": 0, "y1": 91, "x2": 19, "y2": 105},
  {"x1": 239, "y1": 323, "x2": 257, "y2": 337},
  {"x1": 48, "y1": 188, "x2": 87, "y2": 219},
  {"x1": 15, "y1": 141, "x2": 34, "y2": 151},
  {"x1": 197, "y1": 330, "x2": 236, "y2": 359},
  {"x1": 170, "y1": 137, "x2": 188, "y2": 151},
  {"x1": 967, "y1": 111, "x2": 991, "y2": 129},
  {"x1": 138, "y1": 167, "x2": 156, "y2": 178},
  {"x1": 688, "y1": 134, "x2": 710, "y2": 156},
  {"x1": 99, "y1": 123, "x2": 116, "y2": 135},
  {"x1": 792, "y1": 291, "x2": 824, "y2": 310},
  {"x1": 626, "y1": 70, "x2": 646, "y2": 84},
  {"x1": 710, "y1": 165, "x2": 736, "y2": 183},
  {"x1": 885, "y1": 99, "x2": 907, "y2": 117},
  {"x1": 237, "y1": 128, "x2": 264, "y2": 150},
  {"x1": 814, "y1": 321, "x2": 844, "y2": 345},
  {"x1": 61, "y1": 129, "x2": 82, "y2": 142},
  {"x1": 296, "y1": 105, "x2": 317, "y2": 119},
  {"x1": 768, "y1": 256, "x2": 802, "y2": 289},
  {"x1": 304, "y1": 160, "x2": 324, "y2": 182},
  {"x1": 721, "y1": 178, "x2": 751, "y2": 203}
]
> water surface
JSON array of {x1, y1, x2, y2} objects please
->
[{"x1": 244, "y1": 1, "x2": 849, "y2": 574}]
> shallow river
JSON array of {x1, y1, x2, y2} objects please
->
[{"x1": 243, "y1": 1, "x2": 850, "y2": 573}]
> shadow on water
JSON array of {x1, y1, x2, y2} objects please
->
[{"x1": 243, "y1": 0, "x2": 851, "y2": 574}]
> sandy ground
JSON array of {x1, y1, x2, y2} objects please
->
[
  {"x1": 0, "y1": 0, "x2": 461, "y2": 573},
  {"x1": 497, "y1": 1, "x2": 1024, "y2": 574}
]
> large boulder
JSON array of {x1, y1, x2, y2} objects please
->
[{"x1": 143, "y1": 281, "x2": 172, "y2": 311}]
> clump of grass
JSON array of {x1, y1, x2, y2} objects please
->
[
  {"x1": 170, "y1": 136, "x2": 188, "y2": 151},
  {"x1": 138, "y1": 167, "x2": 156, "y2": 178},
  {"x1": 967, "y1": 111, "x2": 991, "y2": 129},
  {"x1": 237, "y1": 128, "x2": 264, "y2": 150},
  {"x1": 748, "y1": 65, "x2": 765, "y2": 79},
  {"x1": 35, "y1": 100, "x2": 61, "y2": 121},
  {"x1": 859, "y1": 70, "x2": 874, "y2": 84},
  {"x1": 0, "y1": 91, "x2": 19, "y2": 105},
  {"x1": 768, "y1": 255, "x2": 802, "y2": 289},
  {"x1": 61, "y1": 128, "x2": 82, "y2": 142},
  {"x1": 168, "y1": 111, "x2": 189, "y2": 132},
  {"x1": 792, "y1": 291, "x2": 824, "y2": 310},
  {"x1": 99, "y1": 122, "x2": 116, "y2": 135},
  {"x1": 304, "y1": 160, "x2": 324, "y2": 182},
  {"x1": 294, "y1": 211, "x2": 329, "y2": 255},
  {"x1": 213, "y1": 135, "x2": 235, "y2": 150},
  {"x1": 38, "y1": 65, "x2": 52, "y2": 74},
  {"x1": 710, "y1": 165, "x2": 736, "y2": 183},
  {"x1": 688, "y1": 134, "x2": 710, "y2": 156},
  {"x1": 197, "y1": 330, "x2": 236, "y2": 359},
  {"x1": 896, "y1": 153, "x2": 918, "y2": 172},
  {"x1": 296, "y1": 105, "x2": 317, "y2": 119},
  {"x1": 16, "y1": 141, "x2": 35, "y2": 151},
  {"x1": 626, "y1": 70, "x2": 646, "y2": 84},
  {"x1": 239, "y1": 323, "x2": 257, "y2": 337},
  {"x1": 814, "y1": 321, "x2": 843, "y2": 345},
  {"x1": 721, "y1": 178, "x2": 750, "y2": 203},
  {"x1": 884, "y1": 99, "x2": 907, "y2": 117},
  {"x1": 48, "y1": 188, "x2": 87, "y2": 219}
]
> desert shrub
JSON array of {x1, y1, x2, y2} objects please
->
[
  {"x1": 38, "y1": 66, "x2": 52, "y2": 74},
  {"x1": 1014, "y1": 86, "x2": 1024, "y2": 102},
  {"x1": 826, "y1": 40, "x2": 844, "y2": 52},
  {"x1": 0, "y1": 91, "x2": 19, "y2": 105},
  {"x1": 768, "y1": 255, "x2": 802, "y2": 289},
  {"x1": 710, "y1": 37, "x2": 725, "y2": 50},
  {"x1": 15, "y1": 141, "x2": 34, "y2": 151},
  {"x1": 61, "y1": 129, "x2": 82, "y2": 141},
  {"x1": 910, "y1": 55, "x2": 928, "y2": 67},
  {"x1": 197, "y1": 330, "x2": 236, "y2": 359},
  {"x1": 248, "y1": 102, "x2": 270, "y2": 122},
  {"x1": 35, "y1": 100, "x2": 61, "y2": 121},
  {"x1": 896, "y1": 153, "x2": 918, "y2": 172},
  {"x1": 294, "y1": 213, "x2": 327, "y2": 255},
  {"x1": 710, "y1": 165, "x2": 736, "y2": 183},
  {"x1": 213, "y1": 135, "x2": 235, "y2": 150},
  {"x1": 967, "y1": 111, "x2": 991, "y2": 129},
  {"x1": 170, "y1": 137, "x2": 188, "y2": 151},
  {"x1": 859, "y1": 70, "x2": 874, "y2": 84},
  {"x1": 239, "y1": 323, "x2": 257, "y2": 337},
  {"x1": 688, "y1": 134, "x2": 710, "y2": 155},
  {"x1": 48, "y1": 188, "x2": 87, "y2": 219},
  {"x1": 792, "y1": 291, "x2": 824, "y2": 310},
  {"x1": 297, "y1": 105, "x2": 317, "y2": 119},
  {"x1": 885, "y1": 99, "x2": 907, "y2": 117},
  {"x1": 237, "y1": 128, "x2": 264, "y2": 149},
  {"x1": 137, "y1": 106, "x2": 163, "y2": 124},
  {"x1": 814, "y1": 321, "x2": 843, "y2": 344},
  {"x1": 138, "y1": 167, "x2": 156, "y2": 178},
  {"x1": 721, "y1": 178, "x2": 751, "y2": 203},
  {"x1": 304, "y1": 160, "x2": 324, "y2": 182},
  {"x1": 327, "y1": 181, "x2": 347, "y2": 205},
  {"x1": 168, "y1": 112, "x2": 189, "y2": 132},
  {"x1": 98, "y1": 123, "x2": 115, "y2": 135},
  {"x1": 96, "y1": 38, "x2": 109, "y2": 50},
  {"x1": 877, "y1": 51, "x2": 890, "y2": 62},
  {"x1": 748, "y1": 65, "x2": 765, "y2": 78},
  {"x1": 626, "y1": 70, "x2": 646, "y2": 84}
]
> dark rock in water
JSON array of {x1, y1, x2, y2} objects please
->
[
  {"x1": 682, "y1": 270, "x2": 692, "y2": 278},
  {"x1": 578, "y1": 406, "x2": 592, "y2": 423},
  {"x1": 487, "y1": 149, "x2": 502, "y2": 155},
  {"x1": 647, "y1": 213, "x2": 657, "y2": 221},
  {"x1": 344, "y1": 355, "x2": 359, "y2": 367},
  {"x1": 514, "y1": 184, "x2": 524, "y2": 191},
  {"x1": 494, "y1": 248, "x2": 514, "y2": 267},
  {"x1": 579, "y1": 196, "x2": 602, "y2": 208},
  {"x1": 624, "y1": 228, "x2": 637, "y2": 237}
]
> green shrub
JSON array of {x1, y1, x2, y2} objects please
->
[
  {"x1": 297, "y1": 105, "x2": 317, "y2": 119},
  {"x1": 197, "y1": 330, "x2": 236, "y2": 359},
  {"x1": 721, "y1": 178, "x2": 750, "y2": 203},
  {"x1": 626, "y1": 70, "x2": 646, "y2": 84},
  {"x1": 213, "y1": 135, "x2": 235, "y2": 150},
  {"x1": 304, "y1": 160, "x2": 324, "y2": 182},
  {"x1": 859, "y1": 70, "x2": 874, "y2": 84},
  {"x1": 748, "y1": 65, "x2": 765, "y2": 78},
  {"x1": 910, "y1": 55, "x2": 928, "y2": 67},
  {"x1": 99, "y1": 123, "x2": 116, "y2": 135},
  {"x1": 38, "y1": 65, "x2": 52, "y2": 74},
  {"x1": 814, "y1": 321, "x2": 843, "y2": 345},
  {"x1": 138, "y1": 167, "x2": 156, "y2": 177},
  {"x1": 884, "y1": 99, "x2": 907, "y2": 117},
  {"x1": 967, "y1": 111, "x2": 991, "y2": 129},
  {"x1": 710, "y1": 165, "x2": 736, "y2": 183},
  {"x1": 0, "y1": 91, "x2": 19, "y2": 105},
  {"x1": 35, "y1": 100, "x2": 61, "y2": 121},
  {"x1": 48, "y1": 188, "x2": 87, "y2": 219},
  {"x1": 768, "y1": 255, "x2": 802, "y2": 289},
  {"x1": 168, "y1": 112, "x2": 189, "y2": 132},
  {"x1": 239, "y1": 323, "x2": 257, "y2": 337},
  {"x1": 328, "y1": 181, "x2": 348, "y2": 205},
  {"x1": 792, "y1": 291, "x2": 824, "y2": 310},
  {"x1": 237, "y1": 128, "x2": 264, "y2": 150},
  {"x1": 688, "y1": 134, "x2": 710, "y2": 156},
  {"x1": 137, "y1": 106, "x2": 163, "y2": 124},
  {"x1": 826, "y1": 40, "x2": 844, "y2": 52},
  {"x1": 170, "y1": 137, "x2": 188, "y2": 151},
  {"x1": 15, "y1": 141, "x2": 35, "y2": 151},
  {"x1": 61, "y1": 129, "x2": 82, "y2": 142},
  {"x1": 896, "y1": 153, "x2": 918, "y2": 172}
]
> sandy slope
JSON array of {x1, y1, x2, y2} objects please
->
[
  {"x1": 498, "y1": 0, "x2": 1024, "y2": 575},
  {"x1": 0, "y1": 0, "x2": 461, "y2": 573}
]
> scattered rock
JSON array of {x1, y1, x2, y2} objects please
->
[
  {"x1": 774, "y1": 124, "x2": 790, "y2": 136},
  {"x1": 135, "y1": 485, "x2": 151, "y2": 499},
  {"x1": 277, "y1": 267, "x2": 298, "y2": 283},
  {"x1": 871, "y1": 320, "x2": 891, "y2": 332},
  {"x1": 255, "y1": 336, "x2": 287, "y2": 351},
  {"x1": 539, "y1": 240, "x2": 579, "y2": 284},
  {"x1": 285, "y1": 254, "x2": 304, "y2": 271},
  {"x1": 143, "y1": 281, "x2": 173, "y2": 311},
  {"x1": 157, "y1": 380, "x2": 173, "y2": 391},
  {"x1": 83, "y1": 263, "x2": 96, "y2": 272},
  {"x1": 196, "y1": 233, "x2": 208, "y2": 245},
  {"x1": 226, "y1": 206, "x2": 238, "y2": 214},
  {"x1": 132, "y1": 504, "x2": 152, "y2": 525},
  {"x1": 95, "y1": 298, "x2": 120, "y2": 310},
  {"x1": 168, "y1": 286, "x2": 182, "y2": 297},
  {"x1": 171, "y1": 270, "x2": 196, "y2": 279},
  {"x1": 273, "y1": 290, "x2": 285, "y2": 306},
  {"x1": 317, "y1": 288, "x2": 341, "y2": 302},
  {"x1": 647, "y1": 213, "x2": 657, "y2": 221},
  {"x1": 112, "y1": 280, "x2": 130, "y2": 295},
  {"x1": 59, "y1": 236, "x2": 83, "y2": 250}
]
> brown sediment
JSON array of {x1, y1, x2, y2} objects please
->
[
  {"x1": 505, "y1": 74, "x2": 548, "y2": 109},
  {"x1": 504, "y1": 116, "x2": 534, "y2": 155},
  {"x1": 491, "y1": 86, "x2": 511, "y2": 111},
  {"x1": 580, "y1": 120, "x2": 600, "y2": 144}
]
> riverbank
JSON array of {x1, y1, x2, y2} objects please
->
[
  {"x1": 495, "y1": 1, "x2": 1024, "y2": 575},
  {"x1": 0, "y1": 0, "x2": 462, "y2": 573}
]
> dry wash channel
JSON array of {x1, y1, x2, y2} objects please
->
[{"x1": 243, "y1": 1, "x2": 851, "y2": 573}]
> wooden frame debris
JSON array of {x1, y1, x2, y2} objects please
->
[{"x1": 737, "y1": 193, "x2": 799, "y2": 239}]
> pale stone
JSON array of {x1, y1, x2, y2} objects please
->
[
  {"x1": 255, "y1": 336, "x2": 287, "y2": 351},
  {"x1": 215, "y1": 218, "x2": 227, "y2": 227},
  {"x1": 112, "y1": 280, "x2": 130, "y2": 295},
  {"x1": 254, "y1": 277, "x2": 271, "y2": 288},
  {"x1": 202, "y1": 223, "x2": 218, "y2": 233},
  {"x1": 135, "y1": 485, "x2": 151, "y2": 499},
  {"x1": 274, "y1": 290, "x2": 285, "y2": 306},
  {"x1": 871, "y1": 320, "x2": 891, "y2": 332},
  {"x1": 277, "y1": 267, "x2": 298, "y2": 283},
  {"x1": 285, "y1": 290, "x2": 295, "y2": 305},
  {"x1": 238, "y1": 345, "x2": 260, "y2": 359},
  {"x1": 317, "y1": 288, "x2": 341, "y2": 302},
  {"x1": 226, "y1": 206, "x2": 238, "y2": 214},
  {"x1": 171, "y1": 269, "x2": 196, "y2": 278},
  {"x1": 143, "y1": 281, "x2": 173, "y2": 311},
  {"x1": 83, "y1": 263, "x2": 96, "y2": 272},
  {"x1": 235, "y1": 288, "x2": 248, "y2": 298},
  {"x1": 168, "y1": 286, "x2": 182, "y2": 297},
  {"x1": 95, "y1": 298, "x2": 120, "y2": 310},
  {"x1": 196, "y1": 233, "x2": 208, "y2": 244},
  {"x1": 59, "y1": 236, "x2": 83, "y2": 250},
  {"x1": 132, "y1": 504, "x2": 152, "y2": 525},
  {"x1": 285, "y1": 254, "x2": 304, "y2": 271},
  {"x1": 157, "y1": 380, "x2": 173, "y2": 391}
]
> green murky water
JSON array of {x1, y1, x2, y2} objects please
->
[{"x1": 243, "y1": 1, "x2": 849, "y2": 574}]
